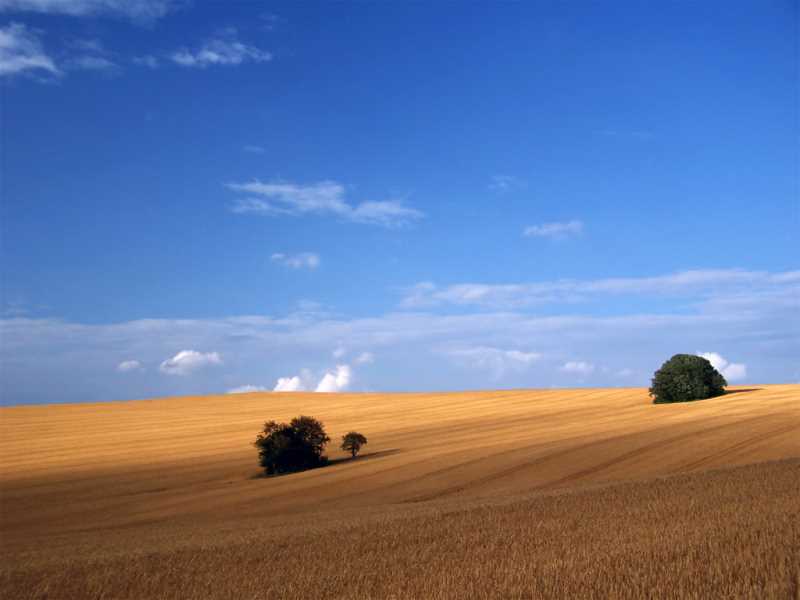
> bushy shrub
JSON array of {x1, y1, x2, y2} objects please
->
[
  {"x1": 649, "y1": 354, "x2": 727, "y2": 404},
  {"x1": 255, "y1": 416, "x2": 330, "y2": 475}
]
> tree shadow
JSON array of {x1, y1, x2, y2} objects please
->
[
  {"x1": 327, "y1": 448, "x2": 401, "y2": 466},
  {"x1": 723, "y1": 388, "x2": 763, "y2": 396},
  {"x1": 249, "y1": 448, "x2": 401, "y2": 479}
]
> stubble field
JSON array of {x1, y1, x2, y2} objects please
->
[{"x1": 1, "y1": 384, "x2": 798, "y2": 599}]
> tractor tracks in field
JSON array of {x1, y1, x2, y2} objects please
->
[{"x1": 405, "y1": 413, "x2": 785, "y2": 503}]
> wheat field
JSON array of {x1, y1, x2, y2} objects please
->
[{"x1": 1, "y1": 384, "x2": 799, "y2": 599}]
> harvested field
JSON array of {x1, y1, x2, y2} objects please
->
[{"x1": 1, "y1": 384, "x2": 798, "y2": 598}]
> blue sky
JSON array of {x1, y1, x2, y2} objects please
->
[{"x1": 1, "y1": 1, "x2": 797, "y2": 405}]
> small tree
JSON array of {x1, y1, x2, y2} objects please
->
[
  {"x1": 650, "y1": 354, "x2": 727, "y2": 404},
  {"x1": 341, "y1": 431, "x2": 368, "y2": 458},
  {"x1": 255, "y1": 416, "x2": 330, "y2": 475}
]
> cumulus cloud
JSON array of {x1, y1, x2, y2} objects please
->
[
  {"x1": 227, "y1": 180, "x2": 424, "y2": 227},
  {"x1": 697, "y1": 352, "x2": 747, "y2": 382},
  {"x1": 315, "y1": 365, "x2": 351, "y2": 393},
  {"x1": 117, "y1": 360, "x2": 142, "y2": 372},
  {"x1": 171, "y1": 33, "x2": 271, "y2": 68},
  {"x1": 227, "y1": 384, "x2": 268, "y2": 394},
  {"x1": 0, "y1": 0, "x2": 181, "y2": 21},
  {"x1": 159, "y1": 350, "x2": 222, "y2": 376},
  {"x1": 270, "y1": 252, "x2": 320, "y2": 269},
  {"x1": 273, "y1": 375, "x2": 304, "y2": 392},
  {"x1": 354, "y1": 352, "x2": 374, "y2": 365},
  {"x1": 0, "y1": 22, "x2": 58, "y2": 77},
  {"x1": 524, "y1": 220, "x2": 584, "y2": 239},
  {"x1": 561, "y1": 361, "x2": 595, "y2": 375}
]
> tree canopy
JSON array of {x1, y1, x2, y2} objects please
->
[
  {"x1": 650, "y1": 354, "x2": 727, "y2": 404},
  {"x1": 341, "y1": 431, "x2": 368, "y2": 457},
  {"x1": 254, "y1": 416, "x2": 330, "y2": 475}
]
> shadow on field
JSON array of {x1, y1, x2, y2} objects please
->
[
  {"x1": 328, "y1": 448, "x2": 401, "y2": 466},
  {"x1": 250, "y1": 448, "x2": 401, "y2": 479},
  {"x1": 724, "y1": 388, "x2": 763, "y2": 396}
]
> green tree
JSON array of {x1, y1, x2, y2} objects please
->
[
  {"x1": 340, "y1": 431, "x2": 368, "y2": 458},
  {"x1": 254, "y1": 416, "x2": 330, "y2": 475},
  {"x1": 649, "y1": 354, "x2": 727, "y2": 404}
]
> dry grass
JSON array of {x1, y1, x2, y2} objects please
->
[{"x1": 1, "y1": 384, "x2": 798, "y2": 598}]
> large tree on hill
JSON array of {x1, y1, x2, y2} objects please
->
[
  {"x1": 255, "y1": 416, "x2": 330, "y2": 475},
  {"x1": 649, "y1": 354, "x2": 727, "y2": 404}
]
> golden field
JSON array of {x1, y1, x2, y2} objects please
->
[{"x1": 1, "y1": 384, "x2": 799, "y2": 599}]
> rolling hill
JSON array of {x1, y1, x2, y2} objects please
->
[{"x1": 1, "y1": 384, "x2": 798, "y2": 598}]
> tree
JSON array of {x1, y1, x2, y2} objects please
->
[
  {"x1": 341, "y1": 431, "x2": 368, "y2": 458},
  {"x1": 649, "y1": 354, "x2": 727, "y2": 404},
  {"x1": 254, "y1": 416, "x2": 330, "y2": 475}
]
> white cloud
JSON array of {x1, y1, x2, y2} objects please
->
[
  {"x1": 332, "y1": 346, "x2": 347, "y2": 359},
  {"x1": 0, "y1": 268, "x2": 795, "y2": 404},
  {"x1": 524, "y1": 220, "x2": 584, "y2": 239},
  {"x1": 354, "y1": 351, "x2": 374, "y2": 365},
  {"x1": 171, "y1": 33, "x2": 271, "y2": 68},
  {"x1": 446, "y1": 346, "x2": 541, "y2": 377},
  {"x1": 0, "y1": 0, "x2": 180, "y2": 21},
  {"x1": 132, "y1": 54, "x2": 159, "y2": 68},
  {"x1": 315, "y1": 364, "x2": 351, "y2": 393},
  {"x1": 159, "y1": 350, "x2": 222, "y2": 376},
  {"x1": 243, "y1": 144, "x2": 264, "y2": 154},
  {"x1": 697, "y1": 352, "x2": 747, "y2": 382},
  {"x1": 227, "y1": 179, "x2": 424, "y2": 227},
  {"x1": 66, "y1": 54, "x2": 117, "y2": 71},
  {"x1": 270, "y1": 252, "x2": 320, "y2": 270},
  {"x1": 0, "y1": 22, "x2": 58, "y2": 77},
  {"x1": 488, "y1": 175, "x2": 526, "y2": 193},
  {"x1": 117, "y1": 359, "x2": 142, "y2": 372},
  {"x1": 227, "y1": 384, "x2": 268, "y2": 394},
  {"x1": 561, "y1": 361, "x2": 595, "y2": 375},
  {"x1": 401, "y1": 269, "x2": 800, "y2": 310},
  {"x1": 273, "y1": 375, "x2": 305, "y2": 392},
  {"x1": 349, "y1": 201, "x2": 424, "y2": 227}
]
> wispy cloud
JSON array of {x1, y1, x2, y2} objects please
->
[
  {"x1": 2, "y1": 270, "x2": 797, "y2": 404},
  {"x1": 0, "y1": 0, "x2": 181, "y2": 21},
  {"x1": 0, "y1": 22, "x2": 58, "y2": 78},
  {"x1": 243, "y1": 144, "x2": 265, "y2": 154},
  {"x1": 444, "y1": 346, "x2": 541, "y2": 378},
  {"x1": 488, "y1": 175, "x2": 526, "y2": 193},
  {"x1": 228, "y1": 179, "x2": 424, "y2": 227},
  {"x1": 354, "y1": 352, "x2": 374, "y2": 365},
  {"x1": 66, "y1": 54, "x2": 117, "y2": 71},
  {"x1": 117, "y1": 359, "x2": 142, "y2": 372},
  {"x1": 132, "y1": 54, "x2": 159, "y2": 68},
  {"x1": 271, "y1": 252, "x2": 320, "y2": 270},
  {"x1": 523, "y1": 220, "x2": 584, "y2": 239},
  {"x1": 401, "y1": 269, "x2": 800, "y2": 310},
  {"x1": 560, "y1": 361, "x2": 595, "y2": 375},
  {"x1": 159, "y1": 350, "x2": 222, "y2": 376},
  {"x1": 227, "y1": 384, "x2": 268, "y2": 394},
  {"x1": 171, "y1": 31, "x2": 271, "y2": 68}
]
